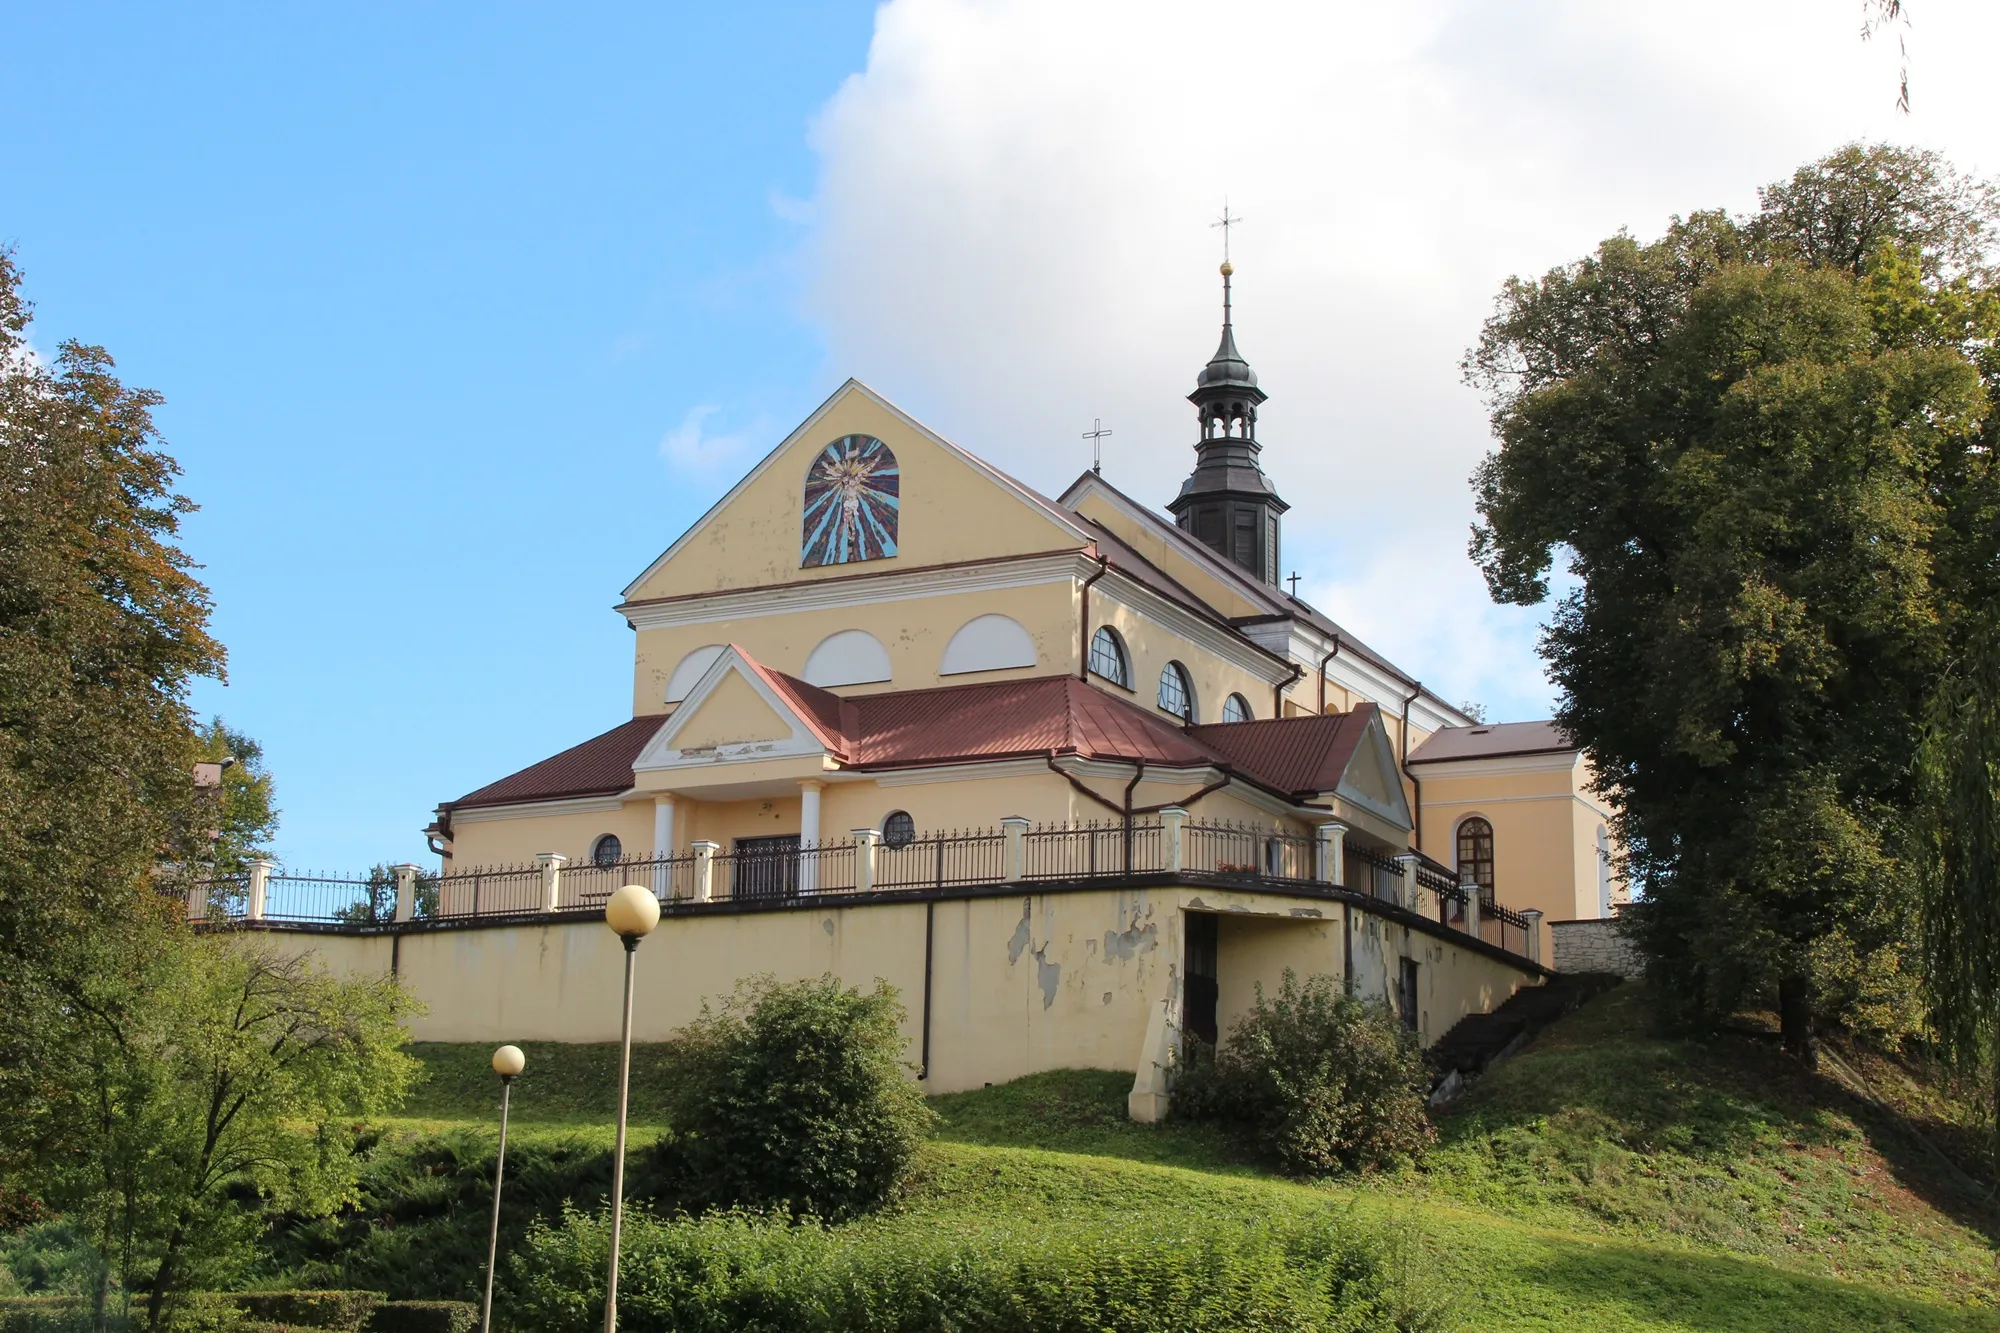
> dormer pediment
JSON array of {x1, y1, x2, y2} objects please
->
[{"x1": 634, "y1": 646, "x2": 843, "y2": 771}]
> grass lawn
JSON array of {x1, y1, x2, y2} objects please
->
[{"x1": 395, "y1": 985, "x2": 2000, "y2": 1331}]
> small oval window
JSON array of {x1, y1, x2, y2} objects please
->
[
  {"x1": 882, "y1": 811, "x2": 916, "y2": 848},
  {"x1": 591, "y1": 834, "x2": 623, "y2": 866}
]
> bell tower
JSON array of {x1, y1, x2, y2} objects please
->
[{"x1": 1166, "y1": 261, "x2": 1287, "y2": 586}]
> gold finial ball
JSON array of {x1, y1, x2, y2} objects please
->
[{"x1": 1220, "y1": 261, "x2": 1234, "y2": 277}]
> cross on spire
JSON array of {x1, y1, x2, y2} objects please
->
[
  {"x1": 1082, "y1": 418, "x2": 1114, "y2": 474},
  {"x1": 1211, "y1": 201, "x2": 1243, "y2": 265}
]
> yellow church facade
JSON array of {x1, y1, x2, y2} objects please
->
[{"x1": 234, "y1": 269, "x2": 1625, "y2": 1115}]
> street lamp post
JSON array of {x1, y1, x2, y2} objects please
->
[
  {"x1": 601, "y1": 883, "x2": 660, "y2": 1333},
  {"x1": 481, "y1": 1044, "x2": 526, "y2": 1333}
]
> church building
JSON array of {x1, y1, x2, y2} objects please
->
[{"x1": 385, "y1": 263, "x2": 1619, "y2": 1113}]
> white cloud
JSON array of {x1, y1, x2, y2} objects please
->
[
  {"x1": 659, "y1": 403, "x2": 754, "y2": 474},
  {"x1": 798, "y1": 0, "x2": 2000, "y2": 721}
]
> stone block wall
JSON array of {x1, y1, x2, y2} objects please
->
[{"x1": 1549, "y1": 917, "x2": 1643, "y2": 977}]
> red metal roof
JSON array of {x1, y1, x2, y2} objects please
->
[{"x1": 444, "y1": 665, "x2": 1387, "y2": 812}]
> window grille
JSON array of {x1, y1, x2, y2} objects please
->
[
  {"x1": 1157, "y1": 661, "x2": 1193, "y2": 720},
  {"x1": 591, "y1": 834, "x2": 622, "y2": 867},
  {"x1": 1222, "y1": 693, "x2": 1253, "y2": 723},
  {"x1": 1088, "y1": 626, "x2": 1130, "y2": 687}
]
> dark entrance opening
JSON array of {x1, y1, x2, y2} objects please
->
[
  {"x1": 1397, "y1": 957, "x2": 1420, "y2": 1034},
  {"x1": 732, "y1": 834, "x2": 800, "y2": 901},
  {"x1": 1185, "y1": 912, "x2": 1219, "y2": 1046}
]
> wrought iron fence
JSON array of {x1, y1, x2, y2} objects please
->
[
  {"x1": 1183, "y1": 823, "x2": 1317, "y2": 879},
  {"x1": 434, "y1": 864, "x2": 546, "y2": 919},
  {"x1": 559, "y1": 855, "x2": 696, "y2": 907},
  {"x1": 1023, "y1": 819, "x2": 1161, "y2": 879},
  {"x1": 263, "y1": 872, "x2": 387, "y2": 924},
  {"x1": 876, "y1": 830, "x2": 1005, "y2": 890},
  {"x1": 1344, "y1": 843, "x2": 1406, "y2": 904}
]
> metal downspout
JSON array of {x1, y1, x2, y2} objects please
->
[
  {"x1": 1078, "y1": 554, "x2": 1110, "y2": 680},
  {"x1": 1317, "y1": 637, "x2": 1342, "y2": 715}
]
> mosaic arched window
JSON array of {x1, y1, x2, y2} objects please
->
[
  {"x1": 1088, "y1": 626, "x2": 1130, "y2": 688},
  {"x1": 802, "y1": 435, "x2": 899, "y2": 567},
  {"x1": 1157, "y1": 661, "x2": 1194, "y2": 721},
  {"x1": 1222, "y1": 693, "x2": 1253, "y2": 723}
]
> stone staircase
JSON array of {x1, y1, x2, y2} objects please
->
[{"x1": 1427, "y1": 971, "x2": 1624, "y2": 1108}]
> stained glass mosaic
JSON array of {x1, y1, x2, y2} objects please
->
[{"x1": 802, "y1": 435, "x2": 899, "y2": 567}]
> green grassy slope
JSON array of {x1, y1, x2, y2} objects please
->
[{"x1": 393, "y1": 987, "x2": 1999, "y2": 1331}]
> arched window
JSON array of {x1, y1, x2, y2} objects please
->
[
  {"x1": 1087, "y1": 626, "x2": 1130, "y2": 688},
  {"x1": 1222, "y1": 693, "x2": 1253, "y2": 723},
  {"x1": 802, "y1": 629, "x2": 892, "y2": 688},
  {"x1": 1157, "y1": 661, "x2": 1194, "y2": 721},
  {"x1": 882, "y1": 811, "x2": 916, "y2": 849},
  {"x1": 1455, "y1": 817, "x2": 1494, "y2": 901},
  {"x1": 591, "y1": 834, "x2": 623, "y2": 867},
  {"x1": 664, "y1": 644, "x2": 726, "y2": 704}
]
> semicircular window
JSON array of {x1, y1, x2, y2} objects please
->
[
  {"x1": 591, "y1": 834, "x2": 623, "y2": 867},
  {"x1": 1088, "y1": 626, "x2": 1130, "y2": 688},
  {"x1": 802, "y1": 435, "x2": 899, "y2": 567},
  {"x1": 882, "y1": 811, "x2": 916, "y2": 849},
  {"x1": 1157, "y1": 661, "x2": 1194, "y2": 721},
  {"x1": 1222, "y1": 693, "x2": 1253, "y2": 723}
]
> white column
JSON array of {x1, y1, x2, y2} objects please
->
[
  {"x1": 393, "y1": 863, "x2": 420, "y2": 922},
  {"x1": 1159, "y1": 807, "x2": 1188, "y2": 875},
  {"x1": 652, "y1": 796, "x2": 676, "y2": 898},
  {"x1": 1523, "y1": 909, "x2": 1545, "y2": 965},
  {"x1": 1001, "y1": 816, "x2": 1030, "y2": 881},
  {"x1": 798, "y1": 781, "x2": 824, "y2": 896},
  {"x1": 536, "y1": 853, "x2": 567, "y2": 912},
  {"x1": 246, "y1": 858, "x2": 274, "y2": 922},
  {"x1": 852, "y1": 828, "x2": 880, "y2": 894},
  {"x1": 691, "y1": 841, "x2": 719, "y2": 903},
  {"x1": 1317, "y1": 822, "x2": 1348, "y2": 887},
  {"x1": 1395, "y1": 854, "x2": 1419, "y2": 912}
]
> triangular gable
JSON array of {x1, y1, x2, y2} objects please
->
[
  {"x1": 1332, "y1": 714, "x2": 1414, "y2": 832},
  {"x1": 622, "y1": 379, "x2": 1093, "y2": 603},
  {"x1": 634, "y1": 646, "x2": 845, "y2": 770}
]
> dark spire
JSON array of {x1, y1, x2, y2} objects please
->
[{"x1": 1167, "y1": 262, "x2": 1287, "y2": 587}]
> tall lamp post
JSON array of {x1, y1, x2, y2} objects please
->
[
  {"x1": 601, "y1": 883, "x2": 660, "y2": 1333},
  {"x1": 481, "y1": 1044, "x2": 526, "y2": 1333}
]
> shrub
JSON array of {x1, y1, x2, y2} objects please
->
[
  {"x1": 639, "y1": 975, "x2": 936, "y2": 1220},
  {"x1": 1175, "y1": 970, "x2": 1434, "y2": 1175},
  {"x1": 508, "y1": 1202, "x2": 1413, "y2": 1332},
  {"x1": 230, "y1": 1293, "x2": 384, "y2": 1332},
  {"x1": 362, "y1": 1303, "x2": 475, "y2": 1333},
  {"x1": 0, "y1": 1297, "x2": 91, "y2": 1333}
]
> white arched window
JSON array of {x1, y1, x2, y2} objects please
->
[
  {"x1": 1456, "y1": 817, "x2": 1495, "y2": 902},
  {"x1": 1157, "y1": 661, "x2": 1195, "y2": 721},
  {"x1": 664, "y1": 644, "x2": 726, "y2": 704},
  {"x1": 1087, "y1": 626, "x2": 1130, "y2": 688},
  {"x1": 939, "y1": 614, "x2": 1037, "y2": 676},
  {"x1": 1222, "y1": 693, "x2": 1253, "y2": 723},
  {"x1": 802, "y1": 629, "x2": 892, "y2": 688}
]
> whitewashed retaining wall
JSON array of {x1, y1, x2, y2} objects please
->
[{"x1": 1549, "y1": 917, "x2": 1644, "y2": 977}]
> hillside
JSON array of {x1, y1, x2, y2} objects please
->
[{"x1": 375, "y1": 984, "x2": 1998, "y2": 1331}]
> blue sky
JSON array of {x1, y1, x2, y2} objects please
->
[
  {"x1": 10, "y1": 2, "x2": 1996, "y2": 871},
  {"x1": 6, "y1": 4, "x2": 878, "y2": 868}
]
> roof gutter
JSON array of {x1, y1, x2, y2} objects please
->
[
  {"x1": 1317, "y1": 636, "x2": 1342, "y2": 715},
  {"x1": 1078, "y1": 553, "x2": 1110, "y2": 680}
]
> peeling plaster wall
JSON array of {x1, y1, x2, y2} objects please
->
[{"x1": 245, "y1": 883, "x2": 1537, "y2": 1095}]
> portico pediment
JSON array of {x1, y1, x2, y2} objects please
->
[{"x1": 633, "y1": 646, "x2": 842, "y2": 773}]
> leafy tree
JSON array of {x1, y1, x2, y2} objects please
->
[
  {"x1": 193, "y1": 718, "x2": 279, "y2": 874},
  {"x1": 0, "y1": 247, "x2": 224, "y2": 1226},
  {"x1": 1909, "y1": 628, "x2": 2000, "y2": 1144},
  {"x1": 641, "y1": 975, "x2": 935, "y2": 1221},
  {"x1": 1466, "y1": 144, "x2": 2000, "y2": 1059},
  {"x1": 26, "y1": 931, "x2": 415, "y2": 1330}
]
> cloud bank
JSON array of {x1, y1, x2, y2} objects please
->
[{"x1": 799, "y1": 0, "x2": 2000, "y2": 720}]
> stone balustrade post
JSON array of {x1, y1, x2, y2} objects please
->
[
  {"x1": 1523, "y1": 909, "x2": 1544, "y2": 965},
  {"x1": 852, "y1": 828, "x2": 881, "y2": 894},
  {"x1": 1395, "y1": 854, "x2": 1418, "y2": 912},
  {"x1": 246, "y1": 858, "x2": 274, "y2": 922},
  {"x1": 186, "y1": 877, "x2": 208, "y2": 924},
  {"x1": 393, "y1": 863, "x2": 420, "y2": 923},
  {"x1": 1001, "y1": 816, "x2": 1030, "y2": 881},
  {"x1": 535, "y1": 852, "x2": 567, "y2": 912},
  {"x1": 1316, "y1": 821, "x2": 1348, "y2": 886},
  {"x1": 1159, "y1": 807, "x2": 1188, "y2": 875},
  {"x1": 1463, "y1": 880, "x2": 1483, "y2": 938},
  {"x1": 691, "y1": 841, "x2": 719, "y2": 903}
]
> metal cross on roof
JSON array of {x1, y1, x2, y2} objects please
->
[
  {"x1": 1082, "y1": 418, "x2": 1114, "y2": 475},
  {"x1": 1211, "y1": 201, "x2": 1243, "y2": 263},
  {"x1": 1286, "y1": 571, "x2": 1301, "y2": 597}
]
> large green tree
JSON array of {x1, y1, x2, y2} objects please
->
[{"x1": 1467, "y1": 144, "x2": 2000, "y2": 1058}]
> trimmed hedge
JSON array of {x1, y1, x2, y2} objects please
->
[
  {"x1": 232, "y1": 1292, "x2": 385, "y2": 1332},
  {"x1": 363, "y1": 1303, "x2": 476, "y2": 1333},
  {"x1": 0, "y1": 1298, "x2": 90, "y2": 1333}
]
